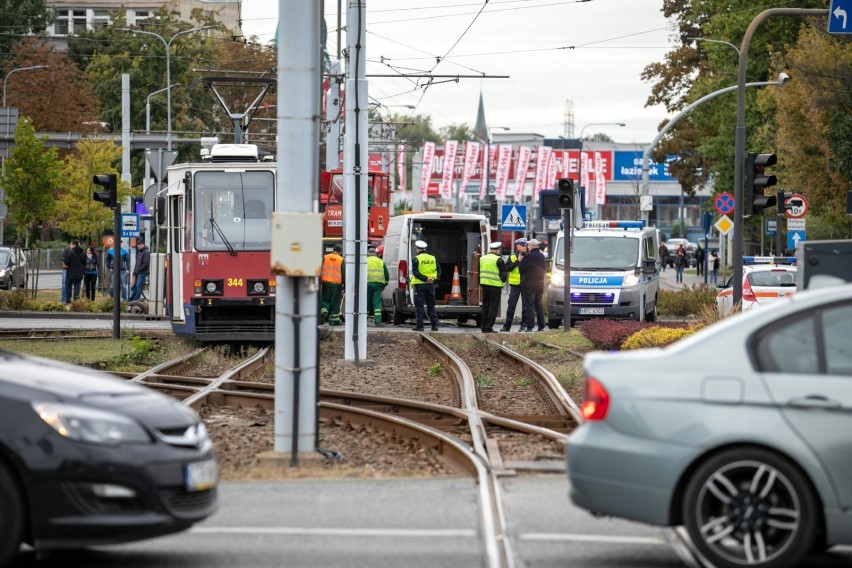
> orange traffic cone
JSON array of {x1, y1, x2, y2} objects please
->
[{"x1": 448, "y1": 265, "x2": 463, "y2": 302}]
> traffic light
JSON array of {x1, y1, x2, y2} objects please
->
[
  {"x1": 744, "y1": 153, "x2": 777, "y2": 216},
  {"x1": 93, "y1": 174, "x2": 117, "y2": 209},
  {"x1": 557, "y1": 178, "x2": 574, "y2": 208}
]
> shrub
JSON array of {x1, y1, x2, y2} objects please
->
[
  {"x1": 0, "y1": 289, "x2": 33, "y2": 311},
  {"x1": 621, "y1": 327, "x2": 695, "y2": 350},
  {"x1": 68, "y1": 298, "x2": 92, "y2": 312},
  {"x1": 579, "y1": 319, "x2": 647, "y2": 351},
  {"x1": 38, "y1": 301, "x2": 66, "y2": 312},
  {"x1": 92, "y1": 297, "x2": 119, "y2": 312},
  {"x1": 657, "y1": 283, "x2": 718, "y2": 317}
]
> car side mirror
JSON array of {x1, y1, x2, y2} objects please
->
[
  {"x1": 643, "y1": 259, "x2": 657, "y2": 274},
  {"x1": 715, "y1": 282, "x2": 727, "y2": 289}
]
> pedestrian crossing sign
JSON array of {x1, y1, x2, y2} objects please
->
[{"x1": 501, "y1": 205, "x2": 527, "y2": 230}]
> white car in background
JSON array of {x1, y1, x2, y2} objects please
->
[{"x1": 716, "y1": 256, "x2": 797, "y2": 316}]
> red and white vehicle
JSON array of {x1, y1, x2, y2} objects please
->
[
  {"x1": 716, "y1": 256, "x2": 797, "y2": 316},
  {"x1": 320, "y1": 166, "x2": 390, "y2": 247},
  {"x1": 164, "y1": 144, "x2": 277, "y2": 342}
]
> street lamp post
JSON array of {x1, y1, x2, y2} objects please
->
[
  {"x1": 2, "y1": 65, "x2": 49, "y2": 245},
  {"x1": 121, "y1": 26, "x2": 213, "y2": 150}
]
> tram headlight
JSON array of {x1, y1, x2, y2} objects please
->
[
  {"x1": 206, "y1": 282, "x2": 217, "y2": 293},
  {"x1": 200, "y1": 279, "x2": 224, "y2": 296}
]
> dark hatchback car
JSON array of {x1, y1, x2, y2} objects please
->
[{"x1": 0, "y1": 350, "x2": 218, "y2": 565}]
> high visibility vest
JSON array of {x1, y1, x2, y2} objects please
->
[
  {"x1": 321, "y1": 253, "x2": 343, "y2": 284},
  {"x1": 367, "y1": 255, "x2": 387, "y2": 284},
  {"x1": 479, "y1": 253, "x2": 503, "y2": 288},
  {"x1": 508, "y1": 254, "x2": 521, "y2": 286},
  {"x1": 410, "y1": 253, "x2": 437, "y2": 285}
]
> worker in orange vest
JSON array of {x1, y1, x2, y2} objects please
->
[{"x1": 320, "y1": 244, "x2": 345, "y2": 325}]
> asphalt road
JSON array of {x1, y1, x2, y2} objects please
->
[{"x1": 11, "y1": 477, "x2": 851, "y2": 568}]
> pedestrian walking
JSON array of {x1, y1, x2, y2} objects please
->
[
  {"x1": 674, "y1": 244, "x2": 687, "y2": 284},
  {"x1": 129, "y1": 238, "x2": 150, "y2": 302},
  {"x1": 410, "y1": 240, "x2": 440, "y2": 331},
  {"x1": 320, "y1": 244, "x2": 345, "y2": 325},
  {"x1": 520, "y1": 238, "x2": 547, "y2": 331},
  {"x1": 711, "y1": 251, "x2": 720, "y2": 284},
  {"x1": 695, "y1": 245, "x2": 705, "y2": 277},
  {"x1": 62, "y1": 239, "x2": 86, "y2": 302},
  {"x1": 106, "y1": 246, "x2": 130, "y2": 301},
  {"x1": 60, "y1": 241, "x2": 72, "y2": 303},
  {"x1": 479, "y1": 241, "x2": 507, "y2": 333},
  {"x1": 83, "y1": 246, "x2": 99, "y2": 301},
  {"x1": 500, "y1": 238, "x2": 528, "y2": 332},
  {"x1": 366, "y1": 245, "x2": 389, "y2": 325},
  {"x1": 658, "y1": 242, "x2": 669, "y2": 271}
]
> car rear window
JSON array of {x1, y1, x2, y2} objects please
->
[{"x1": 749, "y1": 271, "x2": 796, "y2": 287}]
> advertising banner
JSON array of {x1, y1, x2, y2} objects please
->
[
  {"x1": 421, "y1": 142, "x2": 435, "y2": 202},
  {"x1": 494, "y1": 145, "x2": 513, "y2": 200},
  {"x1": 439, "y1": 140, "x2": 459, "y2": 199},
  {"x1": 459, "y1": 141, "x2": 480, "y2": 195},
  {"x1": 513, "y1": 146, "x2": 532, "y2": 203},
  {"x1": 396, "y1": 143, "x2": 406, "y2": 196}
]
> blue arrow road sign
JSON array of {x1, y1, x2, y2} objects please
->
[
  {"x1": 787, "y1": 230, "x2": 806, "y2": 250},
  {"x1": 501, "y1": 204, "x2": 527, "y2": 230},
  {"x1": 829, "y1": 0, "x2": 851, "y2": 34}
]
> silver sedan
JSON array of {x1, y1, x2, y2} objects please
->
[{"x1": 567, "y1": 283, "x2": 852, "y2": 568}]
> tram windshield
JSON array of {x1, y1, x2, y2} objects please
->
[{"x1": 194, "y1": 170, "x2": 274, "y2": 252}]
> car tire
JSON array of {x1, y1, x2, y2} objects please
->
[
  {"x1": 547, "y1": 318, "x2": 561, "y2": 329},
  {"x1": 0, "y1": 463, "x2": 25, "y2": 566},
  {"x1": 646, "y1": 303, "x2": 657, "y2": 322},
  {"x1": 682, "y1": 447, "x2": 818, "y2": 568},
  {"x1": 392, "y1": 305, "x2": 405, "y2": 326}
]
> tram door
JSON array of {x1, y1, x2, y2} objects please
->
[{"x1": 170, "y1": 196, "x2": 185, "y2": 323}]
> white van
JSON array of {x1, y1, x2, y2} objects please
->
[
  {"x1": 546, "y1": 220, "x2": 660, "y2": 326},
  {"x1": 381, "y1": 212, "x2": 490, "y2": 325}
]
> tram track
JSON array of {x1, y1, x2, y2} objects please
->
[{"x1": 125, "y1": 331, "x2": 584, "y2": 568}]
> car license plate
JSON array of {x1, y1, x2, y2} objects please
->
[
  {"x1": 579, "y1": 307, "x2": 605, "y2": 315},
  {"x1": 185, "y1": 459, "x2": 218, "y2": 492}
]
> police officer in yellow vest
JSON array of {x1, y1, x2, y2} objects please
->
[
  {"x1": 320, "y1": 243, "x2": 345, "y2": 325},
  {"x1": 410, "y1": 240, "x2": 440, "y2": 331},
  {"x1": 366, "y1": 245, "x2": 389, "y2": 325},
  {"x1": 500, "y1": 237, "x2": 528, "y2": 332},
  {"x1": 479, "y1": 242, "x2": 507, "y2": 333}
]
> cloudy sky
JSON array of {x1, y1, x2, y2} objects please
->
[{"x1": 238, "y1": 0, "x2": 678, "y2": 144}]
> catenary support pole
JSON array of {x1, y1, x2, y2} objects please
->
[
  {"x1": 274, "y1": 0, "x2": 321, "y2": 457},
  {"x1": 343, "y1": 0, "x2": 368, "y2": 362}
]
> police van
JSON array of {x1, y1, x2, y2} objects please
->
[
  {"x1": 546, "y1": 220, "x2": 660, "y2": 327},
  {"x1": 380, "y1": 212, "x2": 490, "y2": 326}
]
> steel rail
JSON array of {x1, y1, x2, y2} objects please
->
[
  {"x1": 182, "y1": 347, "x2": 271, "y2": 410},
  {"x1": 417, "y1": 332, "x2": 515, "y2": 568},
  {"x1": 131, "y1": 347, "x2": 208, "y2": 383},
  {"x1": 484, "y1": 338, "x2": 584, "y2": 426}
]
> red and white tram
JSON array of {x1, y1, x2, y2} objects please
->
[{"x1": 164, "y1": 144, "x2": 276, "y2": 342}]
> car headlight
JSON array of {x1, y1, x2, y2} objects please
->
[
  {"x1": 33, "y1": 402, "x2": 151, "y2": 445},
  {"x1": 623, "y1": 273, "x2": 640, "y2": 287},
  {"x1": 550, "y1": 268, "x2": 564, "y2": 287},
  {"x1": 0, "y1": 269, "x2": 5, "y2": 277}
]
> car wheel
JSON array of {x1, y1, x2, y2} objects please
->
[
  {"x1": 682, "y1": 447, "x2": 818, "y2": 568},
  {"x1": 547, "y1": 318, "x2": 561, "y2": 329},
  {"x1": 392, "y1": 305, "x2": 405, "y2": 326},
  {"x1": 646, "y1": 303, "x2": 657, "y2": 322},
  {"x1": 0, "y1": 463, "x2": 25, "y2": 566}
]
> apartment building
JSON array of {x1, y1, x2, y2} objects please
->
[{"x1": 45, "y1": 0, "x2": 240, "y2": 47}]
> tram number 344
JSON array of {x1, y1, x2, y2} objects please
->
[{"x1": 227, "y1": 278, "x2": 244, "y2": 287}]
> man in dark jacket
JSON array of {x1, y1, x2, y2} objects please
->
[
  {"x1": 519, "y1": 238, "x2": 547, "y2": 331},
  {"x1": 61, "y1": 239, "x2": 86, "y2": 302},
  {"x1": 129, "y1": 238, "x2": 151, "y2": 302}
]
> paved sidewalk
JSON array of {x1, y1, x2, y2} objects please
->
[{"x1": 659, "y1": 264, "x2": 717, "y2": 291}]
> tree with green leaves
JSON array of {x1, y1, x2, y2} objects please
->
[
  {"x1": 0, "y1": 0, "x2": 51, "y2": 67},
  {"x1": 0, "y1": 117, "x2": 61, "y2": 246},
  {"x1": 642, "y1": 0, "x2": 824, "y2": 201},
  {"x1": 758, "y1": 25, "x2": 852, "y2": 240},
  {"x1": 55, "y1": 139, "x2": 128, "y2": 243}
]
